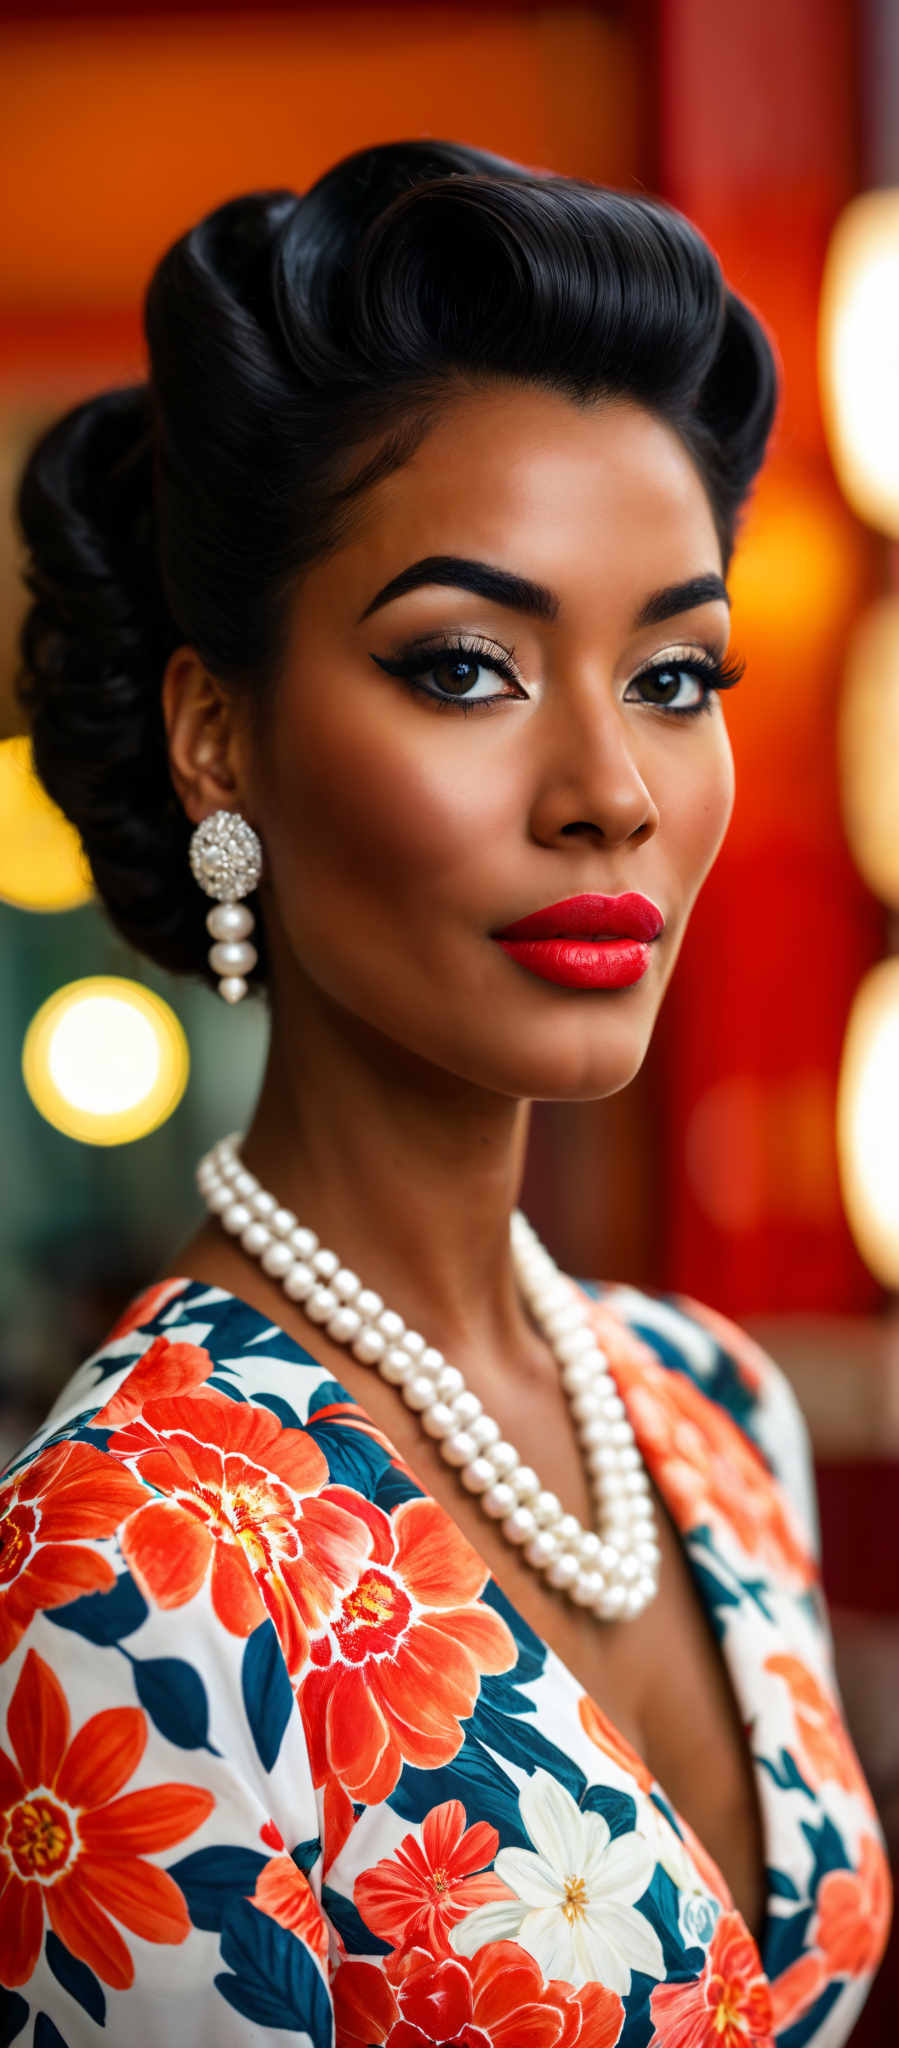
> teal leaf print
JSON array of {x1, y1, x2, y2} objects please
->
[
  {"x1": 292, "y1": 1837, "x2": 323, "y2": 1874},
  {"x1": 373, "y1": 1461, "x2": 423, "y2": 1511},
  {"x1": 33, "y1": 2020, "x2": 69, "y2": 2048},
  {"x1": 253, "y1": 1392, "x2": 303, "y2": 1429},
  {"x1": 766, "y1": 1866, "x2": 802, "y2": 1900},
  {"x1": 215, "y1": 1899, "x2": 332, "y2": 2036},
  {"x1": 206, "y1": 1376, "x2": 247, "y2": 1401},
  {"x1": 48, "y1": 1571, "x2": 147, "y2": 1646},
  {"x1": 580, "y1": 1783, "x2": 639, "y2": 1839},
  {"x1": 778, "y1": 1981, "x2": 845, "y2": 2048},
  {"x1": 321, "y1": 1885, "x2": 391, "y2": 1957},
  {"x1": 44, "y1": 1932, "x2": 105, "y2": 2027},
  {"x1": 169, "y1": 1846, "x2": 269, "y2": 1932},
  {"x1": 0, "y1": 1992, "x2": 29, "y2": 2046},
  {"x1": 390, "y1": 1730, "x2": 531, "y2": 1848},
  {"x1": 472, "y1": 1699, "x2": 589, "y2": 1798},
  {"x1": 757, "y1": 1747, "x2": 815, "y2": 1797},
  {"x1": 129, "y1": 1655, "x2": 210, "y2": 1750},
  {"x1": 242, "y1": 1620, "x2": 292, "y2": 1771}
]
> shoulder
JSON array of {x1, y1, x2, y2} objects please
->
[{"x1": 578, "y1": 1275, "x2": 821, "y2": 1565}]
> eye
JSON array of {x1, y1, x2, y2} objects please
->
[
  {"x1": 370, "y1": 633, "x2": 523, "y2": 711},
  {"x1": 625, "y1": 648, "x2": 744, "y2": 720}
]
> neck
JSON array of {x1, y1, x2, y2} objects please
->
[{"x1": 238, "y1": 999, "x2": 540, "y2": 1375}]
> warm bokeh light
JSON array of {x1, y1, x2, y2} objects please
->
[
  {"x1": 22, "y1": 976, "x2": 189, "y2": 1145},
  {"x1": 0, "y1": 734, "x2": 93, "y2": 911},
  {"x1": 839, "y1": 596, "x2": 899, "y2": 909},
  {"x1": 836, "y1": 957, "x2": 899, "y2": 1288},
  {"x1": 819, "y1": 188, "x2": 899, "y2": 537}
]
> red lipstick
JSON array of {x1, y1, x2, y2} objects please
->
[{"x1": 493, "y1": 892, "x2": 664, "y2": 990}]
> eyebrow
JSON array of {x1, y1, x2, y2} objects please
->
[{"x1": 356, "y1": 555, "x2": 730, "y2": 629}]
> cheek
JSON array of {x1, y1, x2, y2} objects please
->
[{"x1": 671, "y1": 726, "x2": 735, "y2": 899}]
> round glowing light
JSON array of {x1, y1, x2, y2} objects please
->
[
  {"x1": 839, "y1": 596, "x2": 899, "y2": 908},
  {"x1": 836, "y1": 957, "x2": 899, "y2": 1287},
  {"x1": 22, "y1": 977, "x2": 189, "y2": 1145},
  {"x1": 0, "y1": 735, "x2": 93, "y2": 911},
  {"x1": 820, "y1": 189, "x2": 899, "y2": 537}
]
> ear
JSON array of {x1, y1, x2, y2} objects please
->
[{"x1": 161, "y1": 647, "x2": 257, "y2": 827}]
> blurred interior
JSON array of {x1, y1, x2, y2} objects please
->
[{"x1": 1, "y1": 0, "x2": 896, "y2": 2033}]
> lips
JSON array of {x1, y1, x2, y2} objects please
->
[{"x1": 494, "y1": 893, "x2": 664, "y2": 943}]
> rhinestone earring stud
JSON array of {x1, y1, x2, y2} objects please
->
[{"x1": 188, "y1": 809, "x2": 263, "y2": 1003}]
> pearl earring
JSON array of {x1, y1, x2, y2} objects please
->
[{"x1": 188, "y1": 809, "x2": 263, "y2": 1003}]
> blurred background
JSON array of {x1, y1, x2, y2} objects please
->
[{"x1": 1, "y1": 0, "x2": 897, "y2": 2033}]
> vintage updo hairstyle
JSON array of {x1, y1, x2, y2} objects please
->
[{"x1": 15, "y1": 137, "x2": 778, "y2": 995}]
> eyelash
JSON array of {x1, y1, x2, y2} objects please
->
[{"x1": 371, "y1": 632, "x2": 746, "y2": 720}]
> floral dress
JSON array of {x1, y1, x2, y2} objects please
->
[{"x1": 0, "y1": 1271, "x2": 890, "y2": 2048}]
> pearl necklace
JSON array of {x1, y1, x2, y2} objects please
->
[{"x1": 196, "y1": 1133, "x2": 660, "y2": 1621}]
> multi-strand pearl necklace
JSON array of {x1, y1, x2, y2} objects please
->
[{"x1": 196, "y1": 1133, "x2": 660, "y2": 1621}]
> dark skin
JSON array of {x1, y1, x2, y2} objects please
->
[{"x1": 156, "y1": 382, "x2": 765, "y2": 1938}]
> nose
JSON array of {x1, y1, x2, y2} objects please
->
[{"x1": 527, "y1": 673, "x2": 660, "y2": 849}]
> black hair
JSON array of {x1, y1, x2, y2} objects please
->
[{"x1": 14, "y1": 137, "x2": 778, "y2": 994}]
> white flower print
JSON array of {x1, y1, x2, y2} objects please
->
[{"x1": 449, "y1": 1768, "x2": 665, "y2": 1993}]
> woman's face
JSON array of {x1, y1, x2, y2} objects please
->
[{"x1": 248, "y1": 383, "x2": 736, "y2": 1102}]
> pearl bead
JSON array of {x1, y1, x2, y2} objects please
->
[
  {"x1": 491, "y1": 1441, "x2": 519, "y2": 1478},
  {"x1": 283, "y1": 1261, "x2": 316, "y2": 1301},
  {"x1": 442, "y1": 1430, "x2": 479, "y2": 1468},
  {"x1": 326, "y1": 1306, "x2": 363, "y2": 1343},
  {"x1": 420, "y1": 1401, "x2": 458, "y2": 1437},
  {"x1": 352, "y1": 1328, "x2": 386, "y2": 1364},
  {"x1": 218, "y1": 976, "x2": 247, "y2": 1004},
  {"x1": 468, "y1": 1414, "x2": 500, "y2": 1451},
  {"x1": 312, "y1": 1248, "x2": 339, "y2": 1280},
  {"x1": 533, "y1": 1489, "x2": 562, "y2": 1527},
  {"x1": 554, "y1": 1328, "x2": 597, "y2": 1362},
  {"x1": 380, "y1": 1347, "x2": 414, "y2": 1385},
  {"x1": 356, "y1": 1288, "x2": 384, "y2": 1321},
  {"x1": 571, "y1": 1390, "x2": 604, "y2": 1425},
  {"x1": 333, "y1": 1268, "x2": 361, "y2": 1300},
  {"x1": 240, "y1": 1221, "x2": 272, "y2": 1257},
  {"x1": 222, "y1": 1201, "x2": 251, "y2": 1234},
  {"x1": 511, "y1": 1466, "x2": 540, "y2": 1501},
  {"x1": 209, "y1": 939, "x2": 258, "y2": 976},
  {"x1": 403, "y1": 1373, "x2": 440, "y2": 1411},
  {"x1": 502, "y1": 1505, "x2": 538, "y2": 1546},
  {"x1": 524, "y1": 1530, "x2": 559, "y2": 1569},
  {"x1": 572, "y1": 1569, "x2": 604, "y2": 1606},
  {"x1": 377, "y1": 1309, "x2": 406, "y2": 1342},
  {"x1": 597, "y1": 1582, "x2": 627, "y2": 1617},
  {"x1": 556, "y1": 1512, "x2": 581, "y2": 1547},
  {"x1": 401, "y1": 1331, "x2": 426, "y2": 1358},
  {"x1": 289, "y1": 1226, "x2": 319, "y2": 1260},
  {"x1": 250, "y1": 1190, "x2": 277, "y2": 1220},
  {"x1": 271, "y1": 1207, "x2": 297, "y2": 1238},
  {"x1": 546, "y1": 1551, "x2": 580, "y2": 1590},
  {"x1": 434, "y1": 1366, "x2": 464, "y2": 1400},
  {"x1": 460, "y1": 1457, "x2": 498, "y2": 1494},
  {"x1": 207, "y1": 1185, "x2": 233, "y2": 1214},
  {"x1": 482, "y1": 1481, "x2": 517, "y2": 1519},
  {"x1": 561, "y1": 1358, "x2": 598, "y2": 1394},
  {"x1": 421, "y1": 1346, "x2": 445, "y2": 1374},
  {"x1": 207, "y1": 901, "x2": 254, "y2": 940},
  {"x1": 450, "y1": 1390, "x2": 482, "y2": 1428},
  {"x1": 577, "y1": 1531, "x2": 603, "y2": 1563},
  {"x1": 233, "y1": 1169, "x2": 258, "y2": 1199},
  {"x1": 305, "y1": 1285, "x2": 338, "y2": 1324}
]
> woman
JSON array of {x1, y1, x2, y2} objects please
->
[{"x1": 1, "y1": 139, "x2": 889, "y2": 2046}]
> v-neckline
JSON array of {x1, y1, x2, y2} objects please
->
[{"x1": 142, "y1": 1272, "x2": 776, "y2": 1963}]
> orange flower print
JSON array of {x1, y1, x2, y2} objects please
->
[
  {"x1": 648, "y1": 1909, "x2": 774, "y2": 2046},
  {"x1": 334, "y1": 1940, "x2": 625, "y2": 2047},
  {"x1": 110, "y1": 1387, "x2": 372, "y2": 1673},
  {"x1": 0, "y1": 1441, "x2": 148, "y2": 1662},
  {"x1": 764, "y1": 1655, "x2": 867, "y2": 1796},
  {"x1": 249, "y1": 1821, "x2": 329, "y2": 1963},
  {"x1": 812, "y1": 1836, "x2": 892, "y2": 1978},
  {"x1": 670, "y1": 1296, "x2": 769, "y2": 1397},
  {"x1": 101, "y1": 1278, "x2": 190, "y2": 1345},
  {"x1": 607, "y1": 1348, "x2": 814, "y2": 1587},
  {"x1": 0, "y1": 1647, "x2": 213, "y2": 1989},
  {"x1": 355, "y1": 1797, "x2": 511, "y2": 1955},
  {"x1": 300, "y1": 1492, "x2": 516, "y2": 1808},
  {"x1": 93, "y1": 1333, "x2": 214, "y2": 1428},
  {"x1": 577, "y1": 1693, "x2": 654, "y2": 1796}
]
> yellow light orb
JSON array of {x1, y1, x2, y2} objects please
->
[
  {"x1": 836, "y1": 957, "x2": 899, "y2": 1287},
  {"x1": 22, "y1": 976, "x2": 189, "y2": 1145},
  {"x1": 819, "y1": 188, "x2": 899, "y2": 537},
  {"x1": 0, "y1": 735, "x2": 93, "y2": 911},
  {"x1": 839, "y1": 596, "x2": 899, "y2": 907}
]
